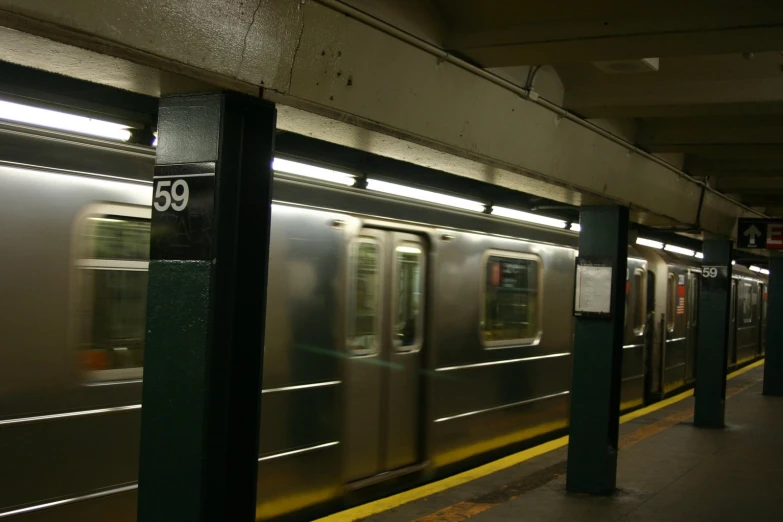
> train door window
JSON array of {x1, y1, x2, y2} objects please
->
[
  {"x1": 739, "y1": 282, "x2": 753, "y2": 324},
  {"x1": 74, "y1": 206, "x2": 150, "y2": 381},
  {"x1": 394, "y1": 244, "x2": 424, "y2": 351},
  {"x1": 481, "y1": 253, "x2": 541, "y2": 347},
  {"x1": 348, "y1": 240, "x2": 382, "y2": 354},
  {"x1": 762, "y1": 286, "x2": 768, "y2": 323},
  {"x1": 666, "y1": 273, "x2": 676, "y2": 332},
  {"x1": 633, "y1": 269, "x2": 645, "y2": 334}
]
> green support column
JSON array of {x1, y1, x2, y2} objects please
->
[
  {"x1": 566, "y1": 206, "x2": 628, "y2": 495},
  {"x1": 694, "y1": 240, "x2": 732, "y2": 427},
  {"x1": 763, "y1": 257, "x2": 783, "y2": 396},
  {"x1": 137, "y1": 92, "x2": 276, "y2": 521}
]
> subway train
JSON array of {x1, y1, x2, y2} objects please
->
[{"x1": 0, "y1": 122, "x2": 767, "y2": 521}]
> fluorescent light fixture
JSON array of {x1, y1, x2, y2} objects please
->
[
  {"x1": 749, "y1": 265, "x2": 761, "y2": 273},
  {"x1": 0, "y1": 99, "x2": 131, "y2": 141},
  {"x1": 570, "y1": 223, "x2": 581, "y2": 232},
  {"x1": 694, "y1": 252, "x2": 704, "y2": 259},
  {"x1": 664, "y1": 244, "x2": 695, "y2": 257},
  {"x1": 636, "y1": 237, "x2": 664, "y2": 249},
  {"x1": 272, "y1": 158, "x2": 355, "y2": 186},
  {"x1": 492, "y1": 206, "x2": 567, "y2": 229},
  {"x1": 366, "y1": 179, "x2": 485, "y2": 212},
  {"x1": 761, "y1": 268, "x2": 770, "y2": 275},
  {"x1": 732, "y1": 261, "x2": 736, "y2": 265}
]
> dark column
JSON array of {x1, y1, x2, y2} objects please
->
[
  {"x1": 566, "y1": 205, "x2": 628, "y2": 495},
  {"x1": 764, "y1": 256, "x2": 783, "y2": 396},
  {"x1": 137, "y1": 92, "x2": 276, "y2": 521},
  {"x1": 694, "y1": 240, "x2": 732, "y2": 427}
]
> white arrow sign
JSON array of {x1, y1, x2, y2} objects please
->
[{"x1": 744, "y1": 224, "x2": 762, "y2": 246}]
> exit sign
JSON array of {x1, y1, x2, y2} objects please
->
[{"x1": 737, "y1": 219, "x2": 783, "y2": 249}]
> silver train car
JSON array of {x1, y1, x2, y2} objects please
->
[{"x1": 0, "y1": 124, "x2": 767, "y2": 521}]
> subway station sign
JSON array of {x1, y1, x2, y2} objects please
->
[{"x1": 737, "y1": 219, "x2": 783, "y2": 249}]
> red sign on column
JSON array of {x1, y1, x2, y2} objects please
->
[{"x1": 768, "y1": 223, "x2": 783, "y2": 248}]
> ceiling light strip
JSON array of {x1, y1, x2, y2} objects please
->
[
  {"x1": 492, "y1": 206, "x2": 567, "y2": 229},
  {"x1": 0, "y1": 99, "x2": 132, "y2": 141}
]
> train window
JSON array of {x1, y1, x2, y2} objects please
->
[
  {"x1": 348, "y1": 240, "x2": 381, "y2": 354},
  {"x1": 481, "y1": 253, "x2": 541, "y2": 347},
  {"x1": 75, "y1": 212, "x2": 150, "y2": 380},
  {"x1": 633, "y1": 269, "x2": 645, "y2": 334},
  {"x1": 739, "y1": 282, "x2": 754, "y2": 324},
  {"x1": 394, "y1": 244, "x2": 424, "y2": 351},
  {"x1": 666, "y1": 273, "x2": 676, "y2": 331}
]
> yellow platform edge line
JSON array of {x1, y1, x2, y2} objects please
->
[{"x1": 315, "y1": 358, "x2": 765, "y2": 522}]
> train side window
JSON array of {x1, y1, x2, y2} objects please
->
[
  {"x1": 394, "y1": 244, "x2": 424, "y2": 351},
  {"x1": 75, "y1": 211, "x2": 150, "y2": 381},
  {"x1": 348, "y1": 240, "x2": 381, "y2": 354},
  {"x1": 633, "y1": 269, "x2": 645, "y2": 334},
  {"x1": 481, "y1": 253, "x2": 541, "y2": 347},
  {"x1": 666, "y1": 273, "x2": 676, "y2": 332}
]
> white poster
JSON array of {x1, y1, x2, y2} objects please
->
[{"x1": 574, "y1": 265, "x2": 613, "y2": 315}]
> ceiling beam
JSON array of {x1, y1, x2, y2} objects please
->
[
  {"x1": 638, "y1": 116, "x2": 783, "y2": 149},
  {"x1": 716, "y1": 177, "x2": 783, "y2": 193},
  {"x1": 704, "y1": 170, "x2": 783, "y2": 179},
  {"x1": 733, "y1": 194, "x2": 783, "y2": 205},
  {"x1": 446, "y1": 5, "x2": 783, "y2": 66},
  {"x1": 687, "y1": 158, "x2": 783, "y2": 176},
  {"x1": 645, "y1": 144, "x2": 783, "y2": 159},
  {"x1": 566, "y1": 78, "x2": 783, "y2": 119}
]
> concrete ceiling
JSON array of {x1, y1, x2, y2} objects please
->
[
  {"x1": 416, "y1": 1, "x2": 783, "y2": 216},
  {"x1": 0, "y1": 0, "x2": 777, "y2": 231}
]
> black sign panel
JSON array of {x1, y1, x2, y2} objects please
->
[
  {"x1": 737, "y1": 218, "x2": 783, "y2": 249},
  {"x1": 150, "y1": 163, "x2": 216, "y2": 261},
  {"x1": 701, "y1": 266, "x2": 729, "y2": 293}
]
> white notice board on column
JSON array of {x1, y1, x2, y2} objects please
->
[{"x1": 574, "y1": 264, "x2": 613, "y2": 316}]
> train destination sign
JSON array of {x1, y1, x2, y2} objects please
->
[{"x1": 737, "y1": 219, "x2": 783, "y2": 249}]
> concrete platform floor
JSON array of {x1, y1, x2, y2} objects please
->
[{"x1": 321, "y1": 362, "x2": 781, "y2": 522}]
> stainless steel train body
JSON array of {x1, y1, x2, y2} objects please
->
[
  {"x1": 0, "y1": 125, "x2": 767, "y2": 521},
  {"x1": 639, "y1": 250, "x2": 767, "y2": 397}
]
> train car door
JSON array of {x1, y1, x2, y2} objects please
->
[
  {"x1": 663, "y1": 268, "x2": 688, "y2": 392},
  {"x1": 343, "y1": 229, "x2": 426, "y2": 484},
  {"x1": 728, "y1": 279, "x2": 737, "y2": 367},
  {"x1": 759, "y1": 284, "x2": 767, "y2": 355},
  {"x1": 684, "y1": 272, "x2": 700, "y2": 381}
]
